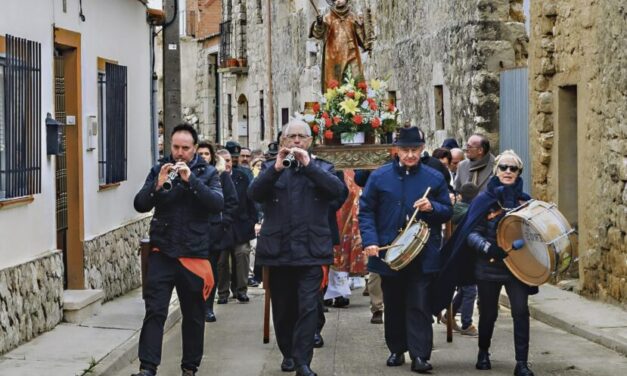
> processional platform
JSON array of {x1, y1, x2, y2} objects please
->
[{"x1": 313, "y1": 144, "x2": 393, "y2": 171}]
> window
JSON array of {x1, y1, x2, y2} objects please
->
[
  {"x1": 97, "y1": 61, "x2": 127, "y2": 185},
  {"x1": 0, "y1": 35, "x2": 42, "y2": 200}
]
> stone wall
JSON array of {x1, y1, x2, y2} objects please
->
[
  {"x1": 0, "y1": 251, "x2": 63, "y2": 355},
  {"x1": 529, "y1": 0, "x2": 627, "y2": 304},
  {"x1": 83, "y1": 216, "x2": 151, "y2": 301},
  {"x1": 262, "y1": 0, "x2": 528, "y2": 149}
]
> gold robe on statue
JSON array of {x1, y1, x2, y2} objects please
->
[{"x1": 310, "y1": 8, "x2": 372, "y2": 92}]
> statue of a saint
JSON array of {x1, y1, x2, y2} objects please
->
[{"x1": 309, "y1": 0, "x2": 374, "y2": 92}]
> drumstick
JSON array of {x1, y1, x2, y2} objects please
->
[
  {"x1": 377, "y1": 244, "x2": 405, "y2": 251},
  {"x1": 405, "y1": 187, "x2": 431, "y2": 232},
  {"x1": 308, "y1": 0, "x2": 321, "y2": 16}
]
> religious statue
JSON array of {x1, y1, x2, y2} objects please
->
[{"x1": 309, "y1": 0, "x2": 375, "y2": 93}]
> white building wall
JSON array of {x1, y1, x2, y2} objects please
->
[{"x1": 0, "y1": 0, "x2": 152, "y2": 267}]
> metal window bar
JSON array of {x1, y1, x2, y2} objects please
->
[
  {"x1": 239, "y1": 19, "x2": 247, "y2": 59},
  {"x1": 105, "y1": 62, "x2": 127, "y2": 184},
  {"x1": 98, "y1": 72, "x2": 107, "y2": 184},
  {"x1": 54, "y1": 55, "x2": 68, "y2": 231},
  {"x1": 1, "y1": 35, "x2": 41, "y2": 199},
  {"x1": 219, "y1": 21, "x2": 232, "y2": 67}
]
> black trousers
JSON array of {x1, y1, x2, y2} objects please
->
[
  {"x1": 269, "y1": 266, "x2": 323, "y2": 367},
  {"x1": 317, "y1": 291, "x2": 326, "y2": 333},
  {"x1": 205, "y1": 251, "x2": 220, "y2": 312},
  {"x1": 381, "y1": 272, "x2": 435, "y2": 360},
  {"x1": 138, "y1": 251, "x2": 206, "y2": 373},
  {"x1": 477, "y1": 278, "x2": 530, "y2": 361}
]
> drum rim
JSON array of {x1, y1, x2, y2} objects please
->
[{"x1": 385, "y1": 220, "x2": 430, "y2": 271}]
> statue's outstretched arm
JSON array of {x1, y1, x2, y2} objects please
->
[{"x1": 309, "y1": 15, "x2": 327, "y2": 39}]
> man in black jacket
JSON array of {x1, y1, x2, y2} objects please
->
[
  {"x1": 132, "y1": 124, "x2": 224, "y2": 376},
  {"x1": 249, "y1": 120, "x2": 344, "y2": 376},
  {"x1": 216, "y1": 148, "x2": 257, "y2": 303}
]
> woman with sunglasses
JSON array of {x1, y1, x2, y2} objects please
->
[
  {"x1": 465, "y1": 150, "x2": 536, "y2": 376},
  {"x1": 433, "y1": 149, "x2": 536, "y2": 376}
]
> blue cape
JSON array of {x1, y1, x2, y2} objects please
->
[{"x1": 432, "y1": 176, "x2": 533, "y2": 314}]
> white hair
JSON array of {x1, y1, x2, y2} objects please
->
[
  {"x1": 494, "y1": 149, "x2": 524, "y2": 174},
  {"x1": 282, "y1": 119, "x2": 312, "y2": 137}
]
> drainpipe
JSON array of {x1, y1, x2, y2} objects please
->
[{"x1": 265, "y1": 0, "x2": 274, "y2": 141}]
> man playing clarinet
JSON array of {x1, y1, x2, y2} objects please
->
[{"x1": 359, "y1": 126, "x2": 452, "y2": 373}]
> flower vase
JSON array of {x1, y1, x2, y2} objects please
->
[{"x1": 340, "y1": 132, "x2": 365, "y2": 145}]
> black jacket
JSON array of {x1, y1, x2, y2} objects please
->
[
  {"x1": 230, "y1": 168, "x2": 258, "y2": 244},
  {"x1": 134, "y1": 155, "x2": 224, "y2": 259},
  {"x1": 248, "y1": 158, "x2": 345, "y2": 266},
  {"x1": 209, "y1": 171, "x2": 239, "y2": 253}
]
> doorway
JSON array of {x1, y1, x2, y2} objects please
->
[
  {"x1": 237, "y1": 94, "x2": 249, "y2": 147},
  {"x1": 54, "y1": 28, "x2": 84, "y2": 290}
]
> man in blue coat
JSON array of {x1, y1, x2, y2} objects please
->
[
  {"x1": 249, "y1": 120, "x2": 344, "y2": 376},
  {"x1": 359, "y1": 126, "x2": 452, "y2": 373}
]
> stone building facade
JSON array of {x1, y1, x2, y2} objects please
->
[
  {"x1": 215, "y1": 0, "x2": 527, "y2": 150},
  {"x1": 529, "y1": 1, "x2": 627, "y2": 305}
]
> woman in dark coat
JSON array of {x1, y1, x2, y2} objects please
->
[{"x1": 464, "y1": 150, "x2": 535, "y2": 376}]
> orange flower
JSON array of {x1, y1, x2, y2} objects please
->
[
  {"x1": 321, "y1": 111, "x2": 329, "y2": 119},
  {"x1": 324, "y1": 130, "x2": 334, "y2": 139},
  {"x1": 357, "y1": 81, "x2": 368, "y2": 91},
  {"x1": 328, "y1": 79, "x2": 339, "y2": 89},
  {"x1": 333, "y1": 116, "x2": 342, "y2": 125},
  {"x1": 325, "y1": 118, "x2": 332, "y2": 127},
  {"x1": 353, "y1": 114, "x2": 363, "y2": 125},
  {"x1": 371, "y1": 117, "x2": 381, "y2": 128},
  {"x1": 312, "y1": 102, "x2": 321, "y2": 113},
  {"x1": 346, "y1": 91, "x2": 355, "y2": 99},
  {"x1": 387, "y1": 103, "x2": 396, "y2": 112},
  {"x1": 312, "y1": 124, "x2": 320, "y2": 135}
]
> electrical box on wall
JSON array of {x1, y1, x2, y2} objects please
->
[{"x1": 86, "y1": 116, "x2": 98, "y2": 151}]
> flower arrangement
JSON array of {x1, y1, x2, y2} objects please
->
[{"x1": 304, "y1": 72, "x2": 400, "y2": 144}]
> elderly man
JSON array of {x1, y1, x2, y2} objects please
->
[
  {"x1": 359, "y1": 127, "x2": 452, "y2": 373},
  {"x1": 450, "y1": 148, "x2": 464, "y2": 181},
  {"x1": 249, "y1": 120, "x2": 344, "y2": 376},
  {"x1": 454, "y1": 134, "x2": 495, "y2": 193}
]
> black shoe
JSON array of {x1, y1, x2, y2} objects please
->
[
  {"x1": 314, "y1": 332, "x2": 324, "y2": 348},
  {"x1": 370, "y1": 311, "x2": 383, "y2": 324},
  {"x1": 181, "y1": 369, "x2": 195, "y2": 376},
  {"x1": 205, "y1": 310, "x2": 216, "y2": 322},
  {"x1": 386, "y1": 353, "x2": 405, "y2": 367},
  {"x1": 295, "y1": 365, "x2": 317, "y2": 376},
  {"x1": 236, "y1": 293, "x2": 250, "y2": 303},
  {"x1": 514, "y1": 361, "x2": 535, "y2": 376},
  {"x1": 323, "y1": 299, "x2": 333, "y2": 306},
  {"x1": 411, "y1": 357, "x2": 433, "y2": 373},
  {"x1": 217, "y1": 297, "x2": 228, "y2": 304},
  {"x1": 333, "y1": 297, "x2": 350, "y2": 308},
  {"x1": 280, "y1": 357, "x2": 295, "y2": 372},
  {"x1": 131, "y1": 370, "x2": 155, "y2": 376},
  {"x1": 476, "y1": 349, "x2": 491, "y2": 370},
  {"x1": 248, "y1": 277, "x2": 260, "y2": 287}
]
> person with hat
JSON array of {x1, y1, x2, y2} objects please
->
[
  {"x1": 266, "y1": 141, "x2": 279, "y2": 159},
  {"x1": 359, "y1": 126, "x2": 453, "y2": 373},
  {"x1": 225, "y1": 140, "x2": 254, "y2": 182}
]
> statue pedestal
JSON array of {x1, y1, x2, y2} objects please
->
[{"x1": 313, "y1": 144, "x2": 394, "y2": 170}]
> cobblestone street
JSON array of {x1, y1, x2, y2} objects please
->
[{"x1": 116, "y1": 288, "x2": 627, "y2": 376}]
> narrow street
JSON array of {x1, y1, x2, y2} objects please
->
[{"x1": 116, "y1": 288, "x2": 627, "y2": 376}]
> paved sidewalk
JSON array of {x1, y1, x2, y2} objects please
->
[
  {"x1": 0, "y1": 288, "x2": 180, "y2": 376},
  {"x1": 500, "y1": 283, "x2": 627, "y2": 356},
  {"x1": 1, "y1": 281, "x2": 626, "y2": 376}
]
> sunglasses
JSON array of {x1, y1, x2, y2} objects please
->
[{"x1": 497, "y1": 164, "x2": 520, "y2": 173}]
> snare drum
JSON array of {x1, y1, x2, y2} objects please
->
[
  {"x1": 384, "y1": 220, "x2": 430, "y2": 271},
  {"x1": 497, "y1": 200, "x2": 577, "y2": 286}
]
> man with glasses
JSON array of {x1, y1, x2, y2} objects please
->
[
  {"x1": 454, "y1": 134, "x2": 495, "y2": 193},
  {"x1": 249, "y1": 120, "x2": 344, "y2": 376}
]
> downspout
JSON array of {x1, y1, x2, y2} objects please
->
[{"x1": 265, "y1": 0, "x2": 274, "y2": 141}]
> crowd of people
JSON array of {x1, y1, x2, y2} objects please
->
[{"x1": 132, "y1": 121, "x2": 535, "y2": 376}]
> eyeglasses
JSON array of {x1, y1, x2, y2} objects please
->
[
  {"x1": 463, "y1": 144, "x2": 479, "y2": 151},
  {"x1": 497, "y1": 164, "x2": 520, "y2": 173},
  {"x1": 286, "y1": 134, "x2": 311, "y2": 140}
]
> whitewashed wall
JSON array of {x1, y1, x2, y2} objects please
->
[{"x1": 0, "y1": 0, "x2": 153, "y2": 268}]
